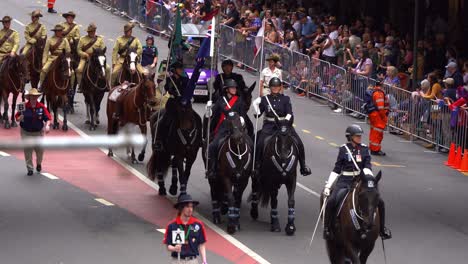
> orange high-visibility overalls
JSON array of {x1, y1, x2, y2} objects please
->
[{"x1": 368, "y1": 86, "x2": 389, "y2": 152}]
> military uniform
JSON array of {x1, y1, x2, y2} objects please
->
[
  {"x1": 76, "y1": 23, "x2": 110, "y2": 86},
  {"x1": 0, "y1": 17, "x2": 20, "y2": 63},
  {"x1": 111, "y1": 23, "x2": 144, "y2": 85},
  {"x1": 60, "y1": 12, "x2": 80, "y2": 48},
  {"x1": 39, "y1": 25, "x2": 71, "y2": 85},
  {"x1": 22, "y1": 11, "x2": 47, "y2": 55}
]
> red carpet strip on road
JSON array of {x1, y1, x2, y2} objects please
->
[{"x1": 0, "y1": 125, "x2": 258, "y2": 264}]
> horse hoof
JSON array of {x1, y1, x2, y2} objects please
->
[
  {"x1": 11, "y1": 122, "x2": 17, "y2": 127},
  {"x1": 85, "y1": 120, "x2": 90, "y2": 124},
  {"x1": 131, "y1": 159, "x2": 137, "y2": 164},
  {"x1": 169, "y1": 185, "x2": 178, "y2": 196},
  {"x1": 62, "y1": 125, "x2": 68, "y2": 131},
  {"x1": 53, "y1": 123, "x2": 59, "y2": 130},
  {"x1": 227, "y1": 225, "x2": 237, "y2": 235},
  {"x1": 107, "y1": 151, "x2": 113, "y2": 157},
  {"x1": 213, "y1": 214, "x2": 221, "y2": 224},
  {"x1": 285, "y1": 223, "x2": 296, "y2": 236},
  {"x1": 250, "y1": 207, "x2": 259, "y2": 220},
  {"x1": 96, "y1": 120, "x2": 100, "y2": 125},
  {"x1": 158, "y1": 187, "x2": 167, "y2": 196},
  {"x1": 4, "y1": 123, "x2": 10, "y2": 129},
  {"x1": 138, "y1": 153, "x2": 145, "y2": 162},
  {"x1": 270, "y1": 221, "x2": 281, "y2": 232}
]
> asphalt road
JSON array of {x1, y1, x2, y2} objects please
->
[{"x1": 2, "y1": 0, "x2": 468, "y2": 263}]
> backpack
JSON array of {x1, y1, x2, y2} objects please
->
[{"x1": 362, "y1": 88, "x2": 377, "y2": 114}]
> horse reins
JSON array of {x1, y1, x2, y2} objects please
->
[
  {"x1": 85, "y1": 58, "x2": 107, "y2": 91},
  {"x1": 132, "y1": 82, "x2": 150, "y2": 126},
  {"x1": 5, "y1": 59, "x2": 24, "y2": 93}
]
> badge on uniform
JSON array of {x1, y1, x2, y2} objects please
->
[
  {"x1": 356, "y1": 154, "x2": 362, "y2": 162},
  {"x1": 193, "y1": 224, "x2": 200, "y2": 232}
]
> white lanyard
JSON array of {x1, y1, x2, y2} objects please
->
[
  {"x1": 343, "y1": 144, "x2": 361, "y2": 175},
  {"x1": 223, "y1": 96, "x2": 232, "y2": 109},
  {"x1": 264, "y1": 95, "x2": 280, "y2": 120}
]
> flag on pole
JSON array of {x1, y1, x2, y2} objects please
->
[
  {"x1": 253, "y1": 19, "x2": 265, "y2": 62},
  {"x1": 170, "y1": 7, "x2": 183, "y2": 64},
  {"x1": 209, "y1": 16, "x2": 216, "y2": 57}
]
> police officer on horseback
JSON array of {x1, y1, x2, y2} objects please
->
[
  {"x1": 205, "y1": 79, "x2": 248, "y2": 179},
  {"x1": 154, "y1": 61, "x2": 189, "y2": 151},
  {"x1": 213, "y1": 59, "x2": 247, "y2": 101},
  {"x1": 322, "y1": 124, "x2": 392, "y2": 240},
  {"x1": 252, "y1": 77, "x2": 311, "y2": 176}
]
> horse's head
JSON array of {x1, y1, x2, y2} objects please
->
[
  {"x1": 126, "y1": 47, "x2": 139, "y2": 73},
  {"x1": 274, "y1": 118, "x2": 294, "y2": 160},
  {"x1": 91, "y1": 47, "x2": 107, "y2": 79},
  {"x1": 174, "y1": 102, "x2": 195, "y2": 130},
  {"x1": 141, "y1": 77, "x2": 157, "y2": 108},
  {"x1": 58, "y1": 50, "x2": 72, "y2": 80},
  {"x1": 225, "y1": 111, "x2": 245, "y2": 144},
  {"x1": 242, "y1": 82, "x2": 256, "y2": 112},
  {"x1": 357, "y1": 171, "x2": 382, "y2": 232}
]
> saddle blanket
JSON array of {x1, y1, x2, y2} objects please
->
[{"x1": 109, "y1": 82, "x2": 132, "y2": 102}]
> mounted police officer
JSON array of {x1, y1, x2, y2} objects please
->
[
  {"x1": 252, "y1": 77, "x2": 311, "y2": 176},
  {"x1": 0, "y1": 16, "x2": 20, "y2": 72},
  {"x1": 111, "y1": 22, "x2": 143, "y2": 86},
  {"x1": 76, "y1": 23, "x2": 110, "y2": 92},
  {"x1": 205, "y1": 79, "x2": 249, "y2": 179},
  {"x1": 39, "y1": 24, "x2": 71, "y2": 89},
  {"x1": 213, "y1": 59, "x2": 247, "y2": 101},
  {"x1": 322, "y1": 124, "x2": 392, "y2": 240},
  {"x1": 21, "y1": 10, "x2": 47, "y2": 56},
  {"x1": 154, "y1": 61, "x2": 189, "y2": 150}
]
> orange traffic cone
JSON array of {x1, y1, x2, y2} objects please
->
[
  {"x1": 445, "y1": 143, "x2": 456, "y2": 167},
  {"x1": 452, "y1": 146, "x2": 463, "y2": 169},
  {"x1": 459, "y1": 149, "x2": 468, "y2": 173}
]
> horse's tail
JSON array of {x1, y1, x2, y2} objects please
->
[
  {"x1": 146, "y1": 150, "x2": 170, "y2": 181},
  {"x1": 257, "y1": 171, "x2": 272, "y2": 208}
]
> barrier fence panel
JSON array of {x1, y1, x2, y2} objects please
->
[
  {"x1": 308, "y1": 58, "x2": 331, "y2": 100},
  {"x1": 286, "y1": 50, "x2": 312, "y2": 94},
  {"x1": 218, "y1": 25, "x2": 235, "y2": 63}
]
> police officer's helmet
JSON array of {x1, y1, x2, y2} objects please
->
[
  {"x1": 345, "y1": 124, "x2": 364, "y2": 140},
  {"x1": 146, "y1": 35, "x2": 154, "y2": 41},
  {"x1": 223, "y1": 79, "x2": 238, "y2": 89},
  {"x1": 269, "y1": 77, "x2": 282, "y2": 88},
  {"x1": 222, "y1": 59, "x2": 234, "y2": 67}
]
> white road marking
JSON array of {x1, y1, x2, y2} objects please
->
[
  {"x1": 302, "y1": 129, "x2": 311, "y2": 134},
  {"x1": 61, "y1": 117, "x2": 272, "y2": 264},
  {"x1": 297, "y1": 182, "x2": 320, "y2": 198},
  {"x1": 314, "y1": 136, "x2": 324, "y2": 140},
  {"x1": 41, "y1": 172, "x2": 59, "y2": 180},
  {"x1": 156, "y1": 228, "x2": 166, "y2": 234},
  {"x1": 0, "y1": 151, "x2": 10, "y2": 157},
  {"x1": 13, "y1": 19, "x2": 25, "y2": 27},
  {"x1": 95, "y1": 198, "x2": 115, "y2": 206}
]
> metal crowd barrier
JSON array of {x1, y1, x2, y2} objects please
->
[{"x1": 90, "y1": 0, "x2": 468, "y2": 152}]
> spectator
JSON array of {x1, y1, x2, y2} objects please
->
[
  {"x1": 412, "y1": 79, "x2": 430, "y2": 99},
  {"x1": 291, "y1": 12, "x2": 301, "y2": 36},
  {"x1": 367, "y1": 41, "x2": 380, "y2": 67},
  {"x1": 284, "y1": 30, "x2": 300, "y2": 52},
  {"x1": 442, "y1": 78, "x2": 457, "y2": 102},
  {"x1": 264, "y1": 19, "x2": 279, "y2": 43},
  {"x1": 348, "y1": 28, "x2": 361, "y2": 50},
  {"x1": 349, "y1": 48, "x2": 373, "y2": 77},
  {"x1": 422, "y1": 72, "x2": 443, "y2": 100},
  {"x1": 380, "y1": 66, "x2": 400, "y2": 87},
  {"x1": 381, "y1": 36, "x2": 399, "y2": 67},
  {"x1": 299, "y1": 13, "x2": 316, "y2": 53},
  {"x1": 15, "y1": 88, "x2": 51, "y2": 176},
  {"x1": 444, "y1": 47, "x2": 457, "y2": 78},
  {"x1": 445, "y1": 62, "x2": 463, "y2": 88},
  {"x1": 321, "y1": 21, "x2": 338, "y2": 64},
  {"x1": 222, "y1": 1, "x2": 240, "y2": 28},
  {"x1": 463, "y1": 61, "x2": 468, "y2": 85}
]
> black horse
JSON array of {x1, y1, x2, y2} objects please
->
[
  {"x1": 320, "y1": 172, "x2": 383, "y2": 264},
  {"x1": 115, "y1": 47, "x2": 142, "y2": 86},
  {"x1": 207, "y1": 112, "x2": 253, "y2": 234},
  {"x1": 67, "y1": 40, "x2": 80, "y2": 114},
  {"x1": 147, "y1": 102, "x2": 202, "y2": 196},
  {"x1": 252, "y1": 119, "x2": 299, "y2": 236},
  {"x1": 82, "y1": 47, "x2": 108, "y2": 130}
]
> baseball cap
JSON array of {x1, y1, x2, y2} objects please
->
[
  {"x1": 443, "y1": 78, "x2": 454, "y2": 85},
  {"x1": 445, "y1": 62, "x2": 457, "y2": 69}
]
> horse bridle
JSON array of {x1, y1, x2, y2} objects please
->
[
  {"x1": 85, "y1": 53, "x2": 107, "y2": 90},
  {"x1": 224, "y1": 137, "x2": 251, "y2": 178},
  {"x1": 51, "y1": 54, "x2": 71, "y2": 91},
  {"x1": 119, "y1": 51, "x2": 141, "y2": 85},
  {"x1": 270, "y1": 133, "x2": 296, "y2": 177}
]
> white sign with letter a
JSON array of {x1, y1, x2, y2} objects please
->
[{"x1": 172, "y1": 229, "x2": 185, "y2": 245}]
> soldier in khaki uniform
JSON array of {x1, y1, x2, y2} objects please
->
[
  {"x1": 21, "y1": 10, "x2": 47, "y2": 55},
  {"x1": 0, "y1": 16, "x2": 20, "y2": 64},
  {"x1": 76, "y1": 23, "x2": 110, "y2": 91},
  {"x1": 39, "y1": 24, "x2": 71, "y2": 87},
  {"x1": 60, "y1": 11, "x2": 80, "y2": 48},
  {"x1": 111, "y1": 22, "x2": 144, "y2": 86}
]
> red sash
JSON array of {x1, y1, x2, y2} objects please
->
[{"x1": 214, "y1": 96, "x2": 238, "y2": 135}]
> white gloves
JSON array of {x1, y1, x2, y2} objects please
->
[
  {"x1": 205, "y1": 100, "x2": 213, "y2": 117},
  {"x1": 324, "y1": 171, "x2": 339, "y2": 189},
  {"x1": 363, "y1": 168, "x2": 374, "y2": 177},
  {"x1": 323, "y1": 187, "x2": 331, "y2": 197},
  {"x1": 206, "y1": 100, "x2": 212, "y2": 108},
  {"x1": 240, "y1": 116, "x2": 245, "y2": 126},
  {"x1": 285, "y1": 114, "x2": 292, "y2": 121},
  {"x1": 252, "y1": 97, "x2": 261, "y2": 115}
]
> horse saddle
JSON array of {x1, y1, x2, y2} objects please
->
[
  {"x1": 335, "y1": 188, "x2": 351, "y2": 217},
  {"x1": 109, "y1": 82, "x2": 135, "y2": 102}
]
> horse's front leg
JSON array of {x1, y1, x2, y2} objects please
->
[
  {"x1": 89, "y1": 95, "x2": 96, "y2": 130},
  {"x1": 285, "y1": 179, "x2": 297, "y2": 236},
  {"x1": 157, "y1": 171, "x2": 167, "y2": 196},
  {"x1": 52, "y1": 99, "x2": 59, "y2": 129},
  {"x1": 169, "y1": 157, "x2": 178, "y2": 196},
  {"x1": 250, "y1": 170, "x2": 259, "y2": 220},
  {"x1": 137, "y1": 125, "x2": 147, "y2": 161},
  {"x1": 208, "y1": 178, "x2": 221, "y2": 224},
  {"x1": 177, "y1": 159, "x2": 186, "y2": 195},
  {"x1": 62, "y1": 95, "x2": 68, "y2": 131},
  {"x1": 223, "y1": 177, "x2": 237, "y2": 234},
  {"x1": 2, "y1": 93, "x2": 10, "y2": 128},
  {"x1": 270, "y1": 188, "x2": 281, "y2": 232},
  {"x1": 10, "y1": 93, "x2": 18, "y2": 127},
  {"x1": 233, "y1": 176, "x2": 249, "y2": 231}
]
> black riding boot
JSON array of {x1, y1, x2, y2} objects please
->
[
  {"x1": 323, "y1": 199, "x2": 335, "y2": 240},
  {"x1": 206, "y1": 141, "x2": 218, "y2": 180},
  {"x1": 292, "y1": 134, "x2": 311, "y2": 176},
  {"x1": 379, "y1": 199, "x2": 392, "y2": 240}
]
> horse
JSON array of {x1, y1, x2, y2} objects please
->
[
  {"x1": 23, "y1": 37, "x2": 46, "y2": 88},
  {"x1": 81, "y1": 47, "x2": 108, "y2": 130},
  {"x1": 115, "y1": 47, "x2": 143, "y2": 86},
  {"x1": 209, "y1": 112, "x2": 253, "y2": 234},
  {"x1": 251, "y1": 119, "x2": 299, "y2": 236},
  {"x1": 67, "y1": 39, "x2": 80, "y2": 114},
  {"x1": 147, "y1": 102, "x2": 202, "y2": 196},
  {"x1": 106, "y1": 77, "x2": 157, "y2": 163},
  {"x1": 42, "y1": 50, "x2": 72, "y2": 131},
  {"x1": 0, "y1": 55, "x2": 30, "y2": 128},
  {"x1": 320, "y1": 172, "x2": 382, "y2": 264}
]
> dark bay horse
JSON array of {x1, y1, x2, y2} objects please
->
[
  {"x1": 106, "y1": 77, "x2": 157, "y2": 163},
  {"x1": 23, "y1": 38, "x2": 46, "y2": 88},
  {"x1": 43, "y1": 50, "x2": 72, "y2": 131},
  {"x1": 0, "y1": 55, "x2": 30, "y2": 128},
  {"x1": 82, "y1": 47, "x2": 108, "y2": 130},
  {"x1": 67, "y1": 39, "x2": 80, "y2": 114},
  {"x1": 115, "y1": 48, "x2": 142, "y2": 86},
  {"x1": 321, "y1": 172, "x2": 382, "y2": 264},
  {"x1": 252, "y1": 120, "x2": 299, "y2": 236},
  {"x1": 147, "y1": 102, "x2": 202, "y2": 196},
  {"x1": 209, "y1": 112, "x2": 253, "y2": 234}
]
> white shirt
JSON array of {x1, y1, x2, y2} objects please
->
[
  {"x1": 260, "y1": 67, "x2": 282, "y2": 87},
  {"x1": 322, "y1": 30, "x2": 338, "y2": 57}
]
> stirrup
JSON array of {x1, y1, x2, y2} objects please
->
[{"x1": 380, "y1": 227, "x2": 392, "y2": 240}]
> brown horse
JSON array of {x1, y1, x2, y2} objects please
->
[
  {"x1": 107, "y1": 77, "x2": 157, "y2": 163},
  {"x1": 321, "y1": 172, "x2": 382, "y2": 264},
  {"x1": 82, "y1": 47, "x2": 108, "y2": 130},
  {"x1": 115, "y1": 47, "x2": 142, "y2": 86},
  {"x1": 23, "y1": 37, "x2": 46, "y2": 88},
  {"x1": 43, "y1": 50, "x2": 72, "y2": 131},
  {"x1": 67, "y1": 39, "x2": 80, "y2": 114},
  {"x1": 0, "y1": 55, "x2": 30, "y2": 128}
]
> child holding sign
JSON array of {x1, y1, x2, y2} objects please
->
[{"x1": 164, "y1": 194, "x2": 207, "y2": 264}]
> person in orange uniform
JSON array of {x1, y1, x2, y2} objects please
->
[{"x1": 367, "y1": 84, "x2": 389, "y2": 156}]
